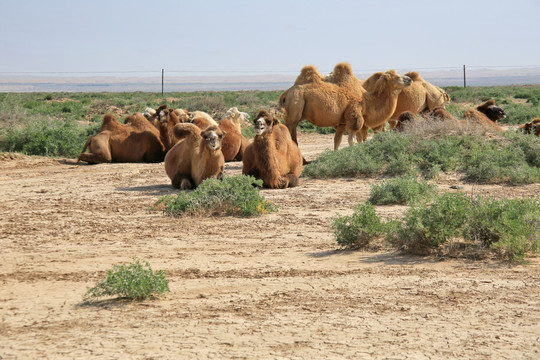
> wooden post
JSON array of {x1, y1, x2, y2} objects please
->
[
  {"x1": 161, "y1": 69, "x2": 164, "y2": 95},
  {"x1": 463, "y1": 65, "x2": 466, "y2": 88}
]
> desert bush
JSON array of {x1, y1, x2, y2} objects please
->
[
  {"x1": 0, "y1": 117, "x2": 89, "y2": 157},
  {"x1": 83, "y1": 258, "x2": 170, "y2": 302},
  {"x1": 154, "y1": 175, "x2": 277, "y2": 217},
  {"x1": 332, "y1": 203, "x2": 385, "y2": 249},
  {"x1": 388, "y1": 192, "x2": 472, "y2": 253},
  {"x1": 368, "y1": 176, "x2": 436, "y2": 205},
  {"x1": 462, "y1": 197, "x2": 539, "y2": 261},
  {"x1": 464, "y1": 136, "x2": 540, "y2": 184},
  {"x1": 303, "y1": 130, "x2": 539, "y2": 185}
]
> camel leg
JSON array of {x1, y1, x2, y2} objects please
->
[
  {"x1": 333, "y1": 125, "x2": 347, "y2": 150},
  {"x1": 347, "y1": 132, "x2": 356, "y2": 146},
  {"x1": 355, "y1": 127, "x2": 369, "y2": 143},
  {"x1": 286, "y1": 174, "x2": 300, "y2": 188},
  {"x1": 388, "y1": 119, "x2": 398, "y2": 129}
]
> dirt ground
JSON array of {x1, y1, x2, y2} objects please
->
[{"x1": 1, "y1": 132, "x2": 539, "y2": 359}]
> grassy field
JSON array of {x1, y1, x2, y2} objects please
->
[{"x1": 0, "y1": 85, "x2": 539, "y2": 158}]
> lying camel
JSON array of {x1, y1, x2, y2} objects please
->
[
  {"x1": 78, "y1": 114, "x2": 166, "y2": 164},
  {"x1": 164, "y1": 123, "x2": 225, "y2": 189},
  {"x1": 221, "y1": 107, "x2": 250, "y2": 133},
  {"x1": 519, "y1": 118, "x2": 540, "y2": 136},
  {"x1": 463, "y1": 99, "x2": 506, "y2": 132},
  {"x1": 278, "y1": 63, "x2": 365, "y2": 150},
  {"x1": 156, "y1": 106, "x2": 181, "y2": 151},
  {"x1": 242, "y1": 110, "x2": 303, "y2": 189},
  {"x1": 219, "y1": 118, "x2": 250, "y2": 162}
]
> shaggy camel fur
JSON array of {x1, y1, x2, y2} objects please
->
[
  {"x1": 78, "y1": 114, "x2": 165, "y2": 164},
  {"x1": 342, "y1": 69, "x2": 413, "y2": 145},
  {"x1": 380, "y1": 71, "x2": 450, "y2": 129},
  {"x1": 164, "y1": 123, "x2": 225, "y2": 189},
  {"x1": 278, "y1": 63, "x2": 365, "y2": 150},
  {"x1": 156, "y1": 106, "x2": 181, "y2": 151},
  {"x1": 519, "y1": 118, "x2": 540, "y2": 136},
  {"x1": 463, "y1": 99, "x2": 506, "y2": 132},
  {"x1": 219, "y1": 119, "x2": 250, "y2": 162},
  {"x1": 242, "y1": 110, "x2": 303, "y2": 189}
]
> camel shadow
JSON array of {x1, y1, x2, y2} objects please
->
[
  {"x1": 307, "y1": 249, "x2": 441, "y2": 265},
  {"x1": 116, "y1": 184, "x2": 177, "y2": 196}
]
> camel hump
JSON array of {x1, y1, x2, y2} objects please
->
[
  {"x1": 404, "y1": 71, "x2": 423, "y2": 81},
  {"x1": 294, "y1": 65, "x2": 323, "y2": 85},
  {"x1": 478, "y1": 99, "x2": 496, "y2": 109},
  {"x1": 103, "y1": 113, "x2": 117, "y2": 123},
  {"x1": 173, "y1": 122, "x2": 201, "y2": 140}
]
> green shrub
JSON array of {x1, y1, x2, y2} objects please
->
[
  {"x1": 368, "y1": 176, "x2": 436, "y2": 205},
  {"x1": 387, "y1": 193, "x2": 472, "y2": 253},
  {"x1": 154, "y1": 175, "x2": 277, "y2": 217},
  {"x1": 332, "y1": 203, "x2": 385, "y2": 248},
  {"x1": 0, "y1": 117, "x2": 88, "y2": 157},
  {"x1": 84, "y1": 258, "x2": 170, "y2": 302},
  {"x1": 462, "y1": 197, "x2": 540, "y2": 262}
]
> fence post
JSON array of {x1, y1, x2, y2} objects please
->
[
  {"x1": 161, "y1": 69, "x2": 164, "y2": 95},
  {"x1": 463, "y1": 65, "x2": 466, "y2": 88}
]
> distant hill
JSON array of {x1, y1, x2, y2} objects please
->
[{"x1": 1, "y1": 67, "x2": 539, "y2": 92}]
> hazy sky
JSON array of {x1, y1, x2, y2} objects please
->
[{"x1": 1, "y1": 0, "x2": 539, "y2": 76}]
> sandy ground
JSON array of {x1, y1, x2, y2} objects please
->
[{"x1": 1, "y1": 132, "x2": 539, "y2": 360}]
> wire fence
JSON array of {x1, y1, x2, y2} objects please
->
[{"x1": 1, "y1": 65, "x2": 539, "y2": 93}]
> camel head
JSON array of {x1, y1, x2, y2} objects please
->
[
  {"x1": 143, "y1": 107, "x2": 157, "y2": 122},
  {"x1": 371, "y1": 70, "x2": 412, "y2": 95},
  {"x1": 253, "y1": 110, "x2": 280, "y2": 135},
  {"x1": 201, "y1": 126, "x2": 225, "y2": 151},
  {"x1": 477, "y1": 100, "x2": 506, "y2": 122}
]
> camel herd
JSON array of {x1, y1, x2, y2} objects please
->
[{"x1": 77, "y1": 62, "x2": 538, "y2": 190}]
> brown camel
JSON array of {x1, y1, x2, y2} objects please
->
[
  {"x1": 278, "y1": 63, "x2": 365, "y2": 150},
  {"x1": 463, "y1": 99, "x2": 506, "y2": 132},
  {"x1": 218, "y1": 118, "x2": 250, "y2": 162},
  {"x1": 77, "y1": 114, "x2": 166, "y2": 164},
  {"x1": 519, "y1": 118, "x2": 540, "y2": 136},
  {"x1": 242, "y1": 110, "x2": 303, "y2": 189},
  {"x1": 164, "y1": 123, "x2": 225, "y2": 189}
]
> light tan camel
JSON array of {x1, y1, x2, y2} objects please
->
[
  {"x1": 278, "y1": 63, "x2": 365, "y2": 151},
  {"x1": 164, "y1": 123, "x2": 225, "y2": 189},
  {"x1": 334, "y1": 69, "x2": 413, "y2": 146},
  {"x1": 242, "y1": 110, "x2": 303, "y2": 189}
]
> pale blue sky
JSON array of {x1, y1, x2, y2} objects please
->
[{"x1": 1, "y1": 0, "x2": 539, "y2": 76}]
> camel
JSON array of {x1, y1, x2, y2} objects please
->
[
  {"x1": 155, "y1": 106, "x2": 181, "y2": 151},
  {"x1": 338, "y1": 69, "x2": 413, "y2": 146},
  {"x1": 219, "y1": 118, "x2": 250, "y2": 162},
  {"x1": 463, "y1": 99, "x2": 506, "y2": 132},
  {"x1": 191, "y1": 115, "x2": 249, "y2": 162},
  {"x1": 164, "y1": 123, "x2": 225, "y2": 189},
  {"x1": 519, "y1": 118, "x2": 540, "y2": 136},
  {"x1": 378, "y1": 71, "x2": 450, "y2": 129},
  {"x1": 221, "y1": 107, "x2": 250, "y2": 133},
  {"x1": 242, "y1": 110, "x2": 303, "y2": 189},
  {"x1": 77, "y1": 114, "x2": 166, "y2": 164},
  {"x1": 278, "y1": 63, "x2": 365, "y2": 151}
]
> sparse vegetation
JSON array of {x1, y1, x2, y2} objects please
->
[
  {"x1": 83, "y1": 258, "x2": 170, "y2": 302},
  {"x1": 368, "y1": 176, "x2": 436, "y2": 205},
  {"x1": 334, "y1": 192, "x2": 540, "y2": 262},
  {"x1": 154, "y1": 175, "x2": 277, "y2": 217},
  {"x1": 303, "y1": 127, "x2": 540, "y2": 185}
]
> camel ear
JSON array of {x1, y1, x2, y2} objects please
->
[{"x1": 272, "y1": 117, "x2": 280, "y2": 126}]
